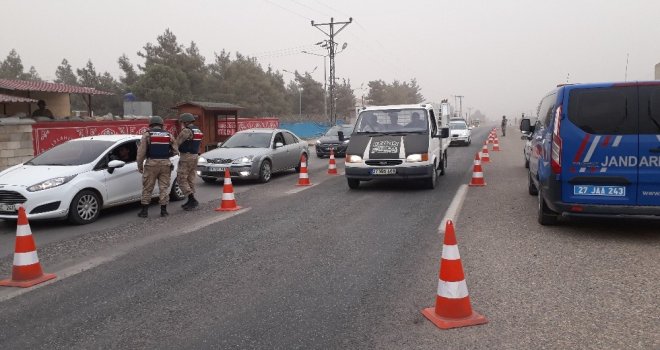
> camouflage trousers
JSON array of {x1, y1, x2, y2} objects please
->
[
  {"x1": 141, "y1": 161, "x2": 172, "y2": 205},
  {"x1": 177, "y1": 154, "x2": 199, "y2": 196}
]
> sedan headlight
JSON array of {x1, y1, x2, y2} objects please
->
[
  {"x1": 406, "y1": 153, "x2": 429, "y2": 162},
  {"x1": 346, "y1": 154, "x2": 363, "y2": 163},
  {"x1": 27, "y1": 175, "x2": 77, "y2": 192},
  {"x1": 198, "y1": 156, "x2": 208, "y2": 164},
  {"x1": 343, "y1": 139, "x2": 350, "y2": 144},
  {"x1": 232, "y1": 155, "x2": 254, "y2": 164},
  {"x1": 316, "y1": 140, "x2": 321, "y2": 144}
]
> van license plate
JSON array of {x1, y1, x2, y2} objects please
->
[
  {"x1": 0, "y1": 203, "x2": 17, "y2": 212},
  {"x1": 573, "y1": 185, "x2": 625, "y2": 197},
  {"x1": 371, "y1": 168, "x2": 396, "y2": 175}
]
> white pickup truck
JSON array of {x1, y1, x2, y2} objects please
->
[{"x1": 344, "y1": 104, "x2": 450, "y2": 189}]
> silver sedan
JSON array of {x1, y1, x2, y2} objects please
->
[{"x1": 197, "y1": 128, "x2": 309, "y2": 183}]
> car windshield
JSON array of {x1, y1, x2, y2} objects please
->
[
  {"x1": 26, "y1": 140, "x2": 115, "y2": 166},
  {"x1": 450, "y1": 122, "x2": 468, "y2": 130},
  {"x1": 355, "y1": 109, "x2": 428, "y2": 133},
  {"x1": 221, "y1": 132, "x2": 272, "y2": 148},
  {"x1": 325, "y1": 125, "x2": 354, "y2": 137}
]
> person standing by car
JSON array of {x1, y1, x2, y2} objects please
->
[
  {"x1": 501, "y1": 115, "x2": 508, "y2": 137},
  {"x1": 175, "y1": 113, "x2": 203, "y2": 210},
  {"x1": 137, "y1": 116, "x2": 178, "y2": 218}
]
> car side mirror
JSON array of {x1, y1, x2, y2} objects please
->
[
  {"x1": 520, "y1": 118, "x2": 532, "y2": 133},
  {"x1": 216, "y1": 142, "x2": 223, "y2": 147},
  {"x1": 107, "y1": 159, "x2": 125, "y2": 174},
  {"x1": 439, "y1": 127, "x2": 450, "y2": 138},
  {"x1": 275, "y1": 142, "x2": 284, "y2": 148},
  {"x1": 338, "y1": 130, "x2": 345, "y2": 142}
]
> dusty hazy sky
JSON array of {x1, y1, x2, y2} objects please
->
[{"x1": 2, "y1": 0, "x2": 659, "y2": 119}]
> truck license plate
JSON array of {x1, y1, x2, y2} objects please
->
[
  {"x1": 573, "y1": 185, "x2": 625, "y2": 197},
  {"x1": 371, "y1": 168, "x2": 396, "y2": 175}
]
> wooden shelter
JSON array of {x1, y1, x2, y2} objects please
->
[
  {"x1": 173, "y1": 101, "x2": 243, "y2": 151},
  {"x1": 0, "y1": 93, "x2": 38, "y2": 115}
]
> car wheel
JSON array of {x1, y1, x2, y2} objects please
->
[
  {"x1": 68, "y1": 189, "x2": 101, "y2": 225},
  {"x1": 425, "y1": 161, "x2": 438, "y2": 189},
  {"x1": 528, "y1": 171, "x2": 538, "y2": 196},
  {"x1": 259, "y1": 160, "x2": 272, "y2": 183},
  {"x1": 347, "y1": 178, "x2": 360, "y2": 189},
  {"x1": 439, "y1": 152, "x2": 447, "y2": 176},
  {"x1": 201, "y1": 176, "x2": 216, "y2": 184},
  {"x1": 169, "y1": 178, "x2": 186, "y2": 201},
  {"x1": 537, "y1": 187, "x2": 559, "y2": 225},
  {"x1": 295, "y1": 153, "x2": 308, "y2": 173}
]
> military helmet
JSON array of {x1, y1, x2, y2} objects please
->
[
  {"x1": 149, "y1": 116, "x2": 164, "y2": 126},
  {"x1": 179, "y1": 113, "x2": 195, "y2": 123}
]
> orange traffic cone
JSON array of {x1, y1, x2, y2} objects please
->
[
  {"x1": 468, "y1": 152, "x2": 486, "y2": 187},
  {"x1": 492, "y1": 136, "x2": 501, "y2": 151},
  {"x1": 422, "y1": 220, "x2": 487, "y2": 329},
  {"x1": 215, "y1": 169, "x2": 242, "y2": 211},
  {"x1": 327, "y1": 149, "x2": 338, "y2": 175},
  {"x1": 0, "y1": 207, "x2": 56, "y2": 288},
  {"x1": 296, "y1": 154, "x2": 312, "y2": 186},
  {"x1": 480, "y1": 143, "x2": 490, "y2": 163}
]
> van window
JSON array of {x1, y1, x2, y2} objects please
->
[
  {"x1": 639, "y1": 85, "x2": 660, "y2": 134},
  {"x1": 567, "y1": 87, "x2": 637, "y2": 134},
  {"x1": 537, "y1": 93, "x2": 556, "y2": 128}
]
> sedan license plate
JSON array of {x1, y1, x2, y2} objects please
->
[
  {"x1": 370, "y1": 168, "x2": 396, "y2": 175},
  {"x1": 207, "y1": 166, "x2": 227, "y2": 173},
  {"x1": 0, "y1": 203, "x2": 17, "y2": 212},
  {"x1": 573, "y1": 185, "x2": 625, "y2": 197}
]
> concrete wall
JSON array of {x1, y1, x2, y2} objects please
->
[{"x1": 0, "y1": 121, "x2": 35, "y2": 171}]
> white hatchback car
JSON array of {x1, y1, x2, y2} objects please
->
[{"x1": 0, "y1": 135, "x2": 184, "y2": 225}]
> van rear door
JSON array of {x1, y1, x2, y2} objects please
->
[
  {"x1": 637, "y1": 84, "x2": 660, "y2": 205},
  {"x1": 561, "y1": 85, "x2": 638, "y2": 205}
]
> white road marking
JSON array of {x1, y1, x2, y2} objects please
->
[{"x1": 438, "y1": 184, "x2": 468, "y2": 234}]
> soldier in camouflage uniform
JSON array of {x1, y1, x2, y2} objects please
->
[
  {"x1": 137, "y1": 116, "x2": 179, "y2": 218},
  {"x1": 176, "y1": 113, "x2": 203, "y2": 210}
]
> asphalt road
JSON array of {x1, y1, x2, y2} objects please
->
[{"x1": 1, "y1": 126, "x2": 657, "y2": 349}]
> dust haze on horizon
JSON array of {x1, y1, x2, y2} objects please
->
[{"x1": 2, "y1": 0, "x2": 659, "y2": 120}]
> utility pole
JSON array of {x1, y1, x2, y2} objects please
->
[{"x1": 312, "y1": 17, "x2": 352, "y2": 125}]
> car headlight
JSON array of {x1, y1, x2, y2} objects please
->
[
  {"x1": 343, "y1": 139, "x2": 350, "y2": 144},
  {"x1": 27, "y1": 175, "x2": 77, "y2": 192},
  {"x1": 198, "y1": 156, "x2": 208, "y2": 164},
  {"x1": 406, "y1": 153, "x2": 429, "y2": 162},
  {"x1": 316, "y1": 140, "x2": 321, "y2": 144},
  {"x1": 346, "y1": 154, "x2": 363, "y2": 163},
  {"x1": 232, "y1": 155, "x2": 254, "y2": 164}
]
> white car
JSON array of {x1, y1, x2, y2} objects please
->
[
  {"x1": 449, "y1": 119, "x2": 471, "y2": 146},
  {"x1": 0, "y1": 135, "x2": 184, "y2": 225}
]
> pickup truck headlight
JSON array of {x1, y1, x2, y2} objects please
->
[
  {"x1": 406, "y1": 153, "x2": 429, "y2": 162},
  {"x1": 346, "y1": 154, "x2": 363, "y2": 163},
  {"x1": 27, "y1": 175, "x2": 77, "y2": 192}
]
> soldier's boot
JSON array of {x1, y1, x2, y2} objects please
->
[
  {"x1": 160, "y1": 205, "x2": 169, "y2": 217},
  {"x1": 137, "y1": 205, "x2": 148, "y2": 218},
  {"x1": 181, "y1": 196, "x2": 192, "y2": 209},
  {"x1": 183, "y1": 194, "x2": 198, "y2": 211}
]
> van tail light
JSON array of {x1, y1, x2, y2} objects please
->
[{"x1": 551, "y1": 105, "x2": 562, "y2": 174}]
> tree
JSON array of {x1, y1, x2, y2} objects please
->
[
  {"x1": 335, "y1": 79, "x2": 356, "y2": 119},
  {"x1": 133, "y1": 63, "x2": 191, "y2": 116},
  {"x1": 0, "y1": 49, "x2": 41, "y2": 80},
  {"x1": 55, "y1": 59, "x2": 78, "y2": 85},
  {"x1": 76, "y1": 60, "x2": 122, "y2": 115},
  {"x1": 117, "y1": 54, "x2": 138, "y2": 87},
  {"x1": 366, "y1": 79, "x2": 424, "y2": 105}
]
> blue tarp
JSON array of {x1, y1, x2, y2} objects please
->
[{"x1": 279, "y1": 122, "x2": 330, "y2": 139}]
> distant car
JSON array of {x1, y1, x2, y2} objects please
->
[
  {"x1": 0, "y1": 135, "x2": 184, "y2": 225},
  {"x1": 315, "y1": 124, "x2": 354, "y2": 158},
  {"x1": 521, "y1": 116, "x2": 538, "y2": 168},
  {"x1": 449, "y1": 119, "x2": 471, "y2": 146},
  {"x1": 197, "y1": 128, "x2": 309, "y2": 183}
]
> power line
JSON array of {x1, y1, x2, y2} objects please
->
[{"x1": 262, "y1": 0, "x2": 311, "y2": 20}]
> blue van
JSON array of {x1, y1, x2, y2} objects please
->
[{"x1": 521, "y1": 81, "x2": 660, "y2": 225}]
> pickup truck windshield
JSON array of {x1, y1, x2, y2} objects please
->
[{"x1": 356, "y1": 109, "x2": 428, "y2": 133}]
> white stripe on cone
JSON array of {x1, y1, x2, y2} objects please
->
[
  {"x1": 299, "y1": 173, "x2": 309, "y2": 178},
  {"x1": 13, "y1": 251, "x2": 39, "y2": 266},
  {"x1": 441, "y1": 245, "x2": 461, "y2": 260},
  {"x1": 301, "y1": 162, "x2": 307, "y2": 167},
  {"x1": 221, "y1": 193, "x2": 235, "y2": 200},
  {"x1": 472, "y1": 172, "x2": 484, "y2": 178},
  {"x1": 224, "y1": 177, "x2": 232, "y2": 185},
  {"x1": 16, "y1": 225, "x2": 31, "y2": 237},
  {"x1": 437, "y1": 280, "x2": 469, "y2": 299}
]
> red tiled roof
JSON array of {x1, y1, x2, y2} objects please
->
[
  {"x1": 0, "y1": 79, "x2": 113, "y2": 95},
  {"x1": 0, "y1": 93, "x2": 38, "y2": 103}
]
